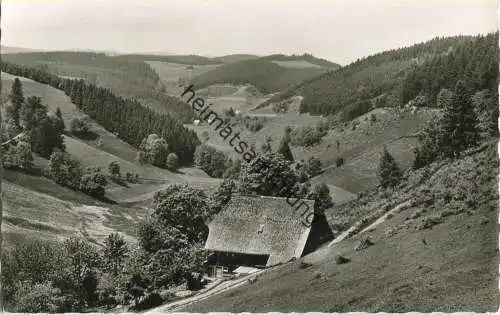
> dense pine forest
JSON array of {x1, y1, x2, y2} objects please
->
[
  {"x1": 262, "y1": 34, "x2": 497, "y2": 120},
  {"x1": 1, "y1": 62, "x2": 200, "y2": 163},
  {"x1": 190, "y1": 58, "x2": 327, "y2": 94},
  {"x1": 114, "y1": 54, "x2": 222, "y2": 65}
]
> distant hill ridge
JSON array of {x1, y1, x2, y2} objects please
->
[
  {"x1": 189, "y1": 58, "x2": 328, "y2": 94},
  {"x1": 256, "y1": 34, "x2": 495, "y2": 120},
  {"x1": 261, "y1": 53, "x2": 341, "y2": 69}
]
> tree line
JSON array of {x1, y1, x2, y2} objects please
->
[
  {"x1": 190, "y1": 58, "x2": 326, "y2": 94},
  {"x1": 1, "y1": 62, "x2": 200, "y2": 163},
  {"x1": 401, "y1": 32, "x2": 498, "y2": 106}
]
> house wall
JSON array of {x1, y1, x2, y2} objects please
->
[
  {"x1": 302, "y1": 213, "x2": 334, "y2": 256},
  {"x1": 208, "y1": 251, "x2": 270, "y2": 270}
]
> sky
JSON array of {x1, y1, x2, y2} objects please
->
[{"x1": 2, "y1": 0, "x2": 498, "y2": 65}]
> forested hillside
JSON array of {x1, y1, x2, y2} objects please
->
[
  {"x1": 261, "y1": 34, "x2": 496, "y2": 120},
  {"x1": 114, "y1": 54, "x2": 221, "y2": 65},
  {"x1": 261, "y1": 53, "x2": 341, "y2": 69},
  {"x1": 2, "y1": 62, "x2": 200, "y2": 163},
  {"x1": 190, "y1": 58, "x2": 328, "y2": 94},
  {"x1": 2, "y1": 52, "x2": 196, "y2": 122},
  {"x1": 401, "y1": 33, "x2": 498, "y2": 104}
]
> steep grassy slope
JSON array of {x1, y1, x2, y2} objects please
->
[
  {"x1": 1, "y1": 72, "x2": 138, "y2": 162},
  {"x1": 2, "y1": 169, "x2": 145, "y2": 249},
  {"x1": 299, "y1": 107, "x2": 439, "y2": 193},
  {"x1": 2, "y1": 73, "x2": 223, "y2": 250},
  {"x1": 2, "y1": 72, "x2": 220, "y2": 192},
  {"x1": 180, "y1": 141, "x2": 499, "y2": 312},
  {"x1": 190, "y1": 58, "x2": 327, "y2": 94}
]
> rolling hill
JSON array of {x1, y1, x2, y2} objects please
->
[
  {"x1": 1, "y1": 52, "x2": 196, "y2": 122},
  {"x1": 211, "y1": 54, "x2": 260, "y2": 63},
  {"x1": 257, "y1": 35, "x2": 478, "y2": 119}
]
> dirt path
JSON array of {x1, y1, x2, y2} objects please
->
[
  {"x1": 359, "y1": 199, "x2": 414, "y2": 234},
  {"x1": 142, "y1": 265, "x2": 286, "y2": 314}
]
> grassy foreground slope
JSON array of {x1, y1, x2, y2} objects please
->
[
  {"x1": 258, "y1": 36, "x2": 471, "y2": 118},
  {"x1": 180, "y1": 141, "x2": 499, "y2": 312}
]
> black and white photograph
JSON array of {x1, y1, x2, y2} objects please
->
[{"x1": 0, "y1": 0, "x2": 498, "y2": 313}]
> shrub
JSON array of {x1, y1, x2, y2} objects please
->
[
  {"x1": 354, "y1": 237, "x2": 374, "y2": 251},
  {"x1": 244, "y1": 116, "x2": 266, "y2": 132},
  {"x1": 10, "y1": 281, "x2": 65, "y2": 313},
  {"x1": 70, "y1": 116, "x2": 92, "y2": 135},
  {"x1": 166, "y1": 153, "x2": 179, "y2": 171},
  {"x1": 2, "y1": 140, "x2": 34, "y2": 170},
  {"x1": 108, "y1": 161, "x2": 121, "y2": 177},
  {"x1": 46, "y1": 151, "x2": 83, "y2": 190},
  {"x1": 290, "y1": 124, "x2": 327, "y2": 147},
  {"x1": 335, "y1": 157, "x2": 344, "y2": 167},
  {"x1": 132, "y1": 292, "x2": 163, "y2": 311},
  {"x1": 194, "y1": 144, "x2": 229, "y2": 178},
  {"x1": 201, "y1": 131, "x2": 209, "y2": 142},
  {"x1": 80, "y1": 167, "x2": 108, "y2": 198},
  {"x1": 304, "y1": 156, "x2": 322, "y2": 177},
  {"x1": 416, "y1": 215, "x2": 442, "y2": 230},
  {"x1": 138, "y1": 134, "x2": 169, "y2": 168},
  {"x1": 335, "y1": 254, "x2": 350, "y2": 265}
]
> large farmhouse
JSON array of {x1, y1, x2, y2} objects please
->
[{"x1": 204, "y1": 195, "x2": 333, "y2": 277}]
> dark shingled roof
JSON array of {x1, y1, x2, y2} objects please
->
[{"x1": 205, "y1": 195, "x2": 315, "y2": 266}]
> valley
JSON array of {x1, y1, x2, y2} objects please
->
[{"x1": 1, "y1": 31, "x2": 498, "y2": 313}]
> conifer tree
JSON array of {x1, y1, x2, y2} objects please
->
[
  {"x1": 7, "y1": 78, "x2": 25, "y2": 127},
  {"x1": 378, "y1": 147, "x2": 402, "y2": 189},
  {"x1": 54, "y1": 107, "x2": 65, "y2": 134},
  {"x1": 103, "y1": 233, "x2": 128, "y2": 276},
  {"x1": 278, "y1": 137, "x2": 294, "y2": 162},
  {"x1": 441, "y1": 80, "x2": 479, "y2": 157}
]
